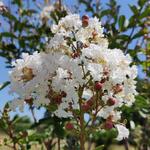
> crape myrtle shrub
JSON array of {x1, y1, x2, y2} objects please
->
[{"x1": 0, "y1": 0, "x2": 150, "y2": 150}]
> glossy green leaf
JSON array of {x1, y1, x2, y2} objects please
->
[
  {"x1": 132, "y1": 29, "x2": 145, "y2": 39},
  {"x1": 139, "y1": 6, "x2": 150, "y2": 19},
  {"x1": 129, "y1": 5, "x2": 139, "y2": 15},
  {"x1": 119, "y1": 15, "x2": 126, "y2": 31}
]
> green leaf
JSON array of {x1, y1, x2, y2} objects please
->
[
  {"x1": 2, "y1": 12, "x2": 18, "y2": 22},
  {"x1": 0, "y1": 81, "x2": 10, "y2": 91},
  {"x1": 12, "y1": 0, "x2": 22, "y2": 7},
  {"x1": 129, "y1": 5, "x2": 139, "y2": 15},
  {"x1": 132, "y1": 29, "x2": 146, "y2": 40},
  {"x1": 95, "y1": 145, "x2": 104, "y2": 150},
  {"x1": 0, "y1": 32, "x2": 17, "y2": 39},
  {"x1": 139, "y1": 6, "x2": 150, "y2": 19},
  {"x1": 128, "y1": 16, "x2": 136, "y2": 27},
  {"x1": 119, "y1": 15, "x2": 126, "y2": 31},
  {"x1": 138, "y1": 0, "x2": 147, "y2": 7},
  {"x1": 117, "y1": 35, "x2": 129, "y2": 41}
]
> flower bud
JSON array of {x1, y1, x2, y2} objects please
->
[
  {"x1": 94, "y1": 82, "x2": 103, "y2": 90},
  {"x1": 104, "y1": 120, "x2": 113, "y2": 130},
  {"x1": 65, "y1": 122, "x2": 74, "y2": 130},
  {"x1": 82, "y1": 15, "x2": 89, "y2": 27},
  {"x1": 107, "y1": 97, "x2": 116, "y2": 106},
  {"x1": 54, "y1": 95, "x2": 62, "y2": 104},
  {"x1": 82, "y1": 103, "x2": 90, "y2": 112},
  {"x1": 87, "y1": 98, "x2": 94, "y2": 106}
]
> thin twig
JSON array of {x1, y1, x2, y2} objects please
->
[
  {"x1": 58, "y1": 138, "x2": 60, "y2": 150},
  {"x1": 30, "y1": 106, "x2": 37, "y2": 123},
  {"x1": 124, "y1": 138, "x2": 129, "y2": 150}
]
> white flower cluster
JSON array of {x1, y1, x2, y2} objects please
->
[{"x1": 9, "y1": 14, "x2": 137, "y2": 140}]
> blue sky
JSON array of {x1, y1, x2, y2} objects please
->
[{"x1": 0, "y1": 0, "x2": 144, "y2": 121}]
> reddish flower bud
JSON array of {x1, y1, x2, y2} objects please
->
[
  {"x1": 104, "y1": 121, "x2": 113, "y2": 130},
  {"x1": 82, "y1": 15, "x2": 89, "y2": 20},
  {"x1": 94, "y1": 82, "x2": 103, "y2": 90},
  {"x1": 54, "y1": 95, "x2": 62, "y2": 104},
  {"x1": 82, "y1": 15, "x2": 89, "y2": 27},
  {"x1": 82, "y1": 103, "x2": 90, "y2": 112},
  {"x1": 87, "y1": 98, "x2": 94, "y2": 106},
  {"x1": 107, "y1": 97, "x2": 116, "y2": 106},
  {"x1": 65, "y1": 122, "x2": 74, "y2": 130}
]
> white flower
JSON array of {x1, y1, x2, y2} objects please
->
[
  {"x1": 9, "y1": 14, "x2": 137, "y2": 123},
  {"x1": 40, "y1": 5, "x2": 54, "y2": 20},
  {"x1": 51, "y1": 14, "x2": 82, "y2": 33},
  {"x1": 47, "y1": 33, "x2": 65, "y2": 51},
  {"x1": 87, "y1": 63, "x2": 103, "y2": 81},
  {"x1": 115, "y1": 124, "x2": 129, "y2": 141}
]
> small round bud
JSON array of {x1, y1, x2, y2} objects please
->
[
  {"x1": 94, "y1": 82, "x2": 103, "y2": 90},
  {"x1": 82, "y1": 103, "x2": 90, "y2": 112},
  {"x1": 54, "y1": 95, "x2": 62, "y2": 104},
  {"x1": 107, "y1": 97, "x2": 116, "y2": 106},
  {"x1": 65, "y1": 122, "x2": 74, "y2": 130},
  {"x1": 104, "y1": 121, "x2": 113, "y2": 130},
  {"x1": 87, "y1": 98, "x2": 94, "y2": 106},
  {"x1": 82, "y1": 15, "x2": 89, "y2": 20},
  {"x1": 82, "y1": 15, "x2": 89, "y2": 27}
]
